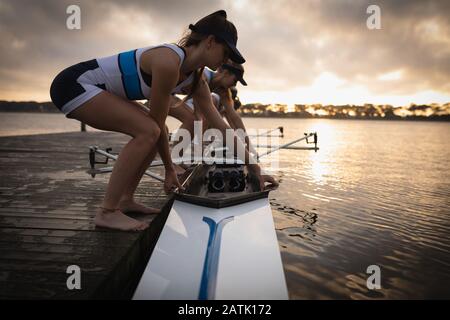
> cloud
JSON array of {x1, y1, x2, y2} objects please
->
[
  {"x1": 0, "y1": 0, "x2": 449, "y2": 103},
  {"x1": 237, "y1": 0, "x2": 450, "y2": 95}
]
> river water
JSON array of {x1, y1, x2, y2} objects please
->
[{"x1": 1, "y1": 112, "x2": 449, "y2": 299}]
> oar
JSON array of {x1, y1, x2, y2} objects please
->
[
  {"x1": 257, "y1": 133, "x2": 316, "y2": 160},
  {"x1": 256, "y1": 145, "x2": 319, "y2": 150},
  {"x1": 89, "y1": 146, "x2": 165, "y2": 182},
  {"x1": 248, "y1": 126, "x2": 284, "y2": 138}
]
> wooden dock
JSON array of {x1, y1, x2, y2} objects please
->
[{"x1": 0, "y1": 131, "x2": 169, "y2": 299}]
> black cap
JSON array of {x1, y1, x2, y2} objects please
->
[
  {"x1": 222, "y1": 63, "x2": 247, "y2": 86},
  {"x1": 188, "y1": 10, "x2": 245, "y2": 64}
]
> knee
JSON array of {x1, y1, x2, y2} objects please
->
[
  {"x1": 135, "y1": 122, "x2": 161, "y2": 146},
  {"x1": 146, "y1": 124, "x2": 161, "y2": 142}
]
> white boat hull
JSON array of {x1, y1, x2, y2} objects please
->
[{"x1": 133, "y1": 197, "x2": 288, "y2": 300}]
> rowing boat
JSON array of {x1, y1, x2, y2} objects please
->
[
  {"x1": 87, "y1": 128, "x2": 319, "y2": 300},
  {"x1": 132, "y1": 163, "x2": 289, "y2": 300}
]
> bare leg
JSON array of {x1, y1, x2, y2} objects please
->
[
  {"x1": 119, "y1": 147, "x2": 161, "y2": 214},
  {"x1": 115, "y1": 101, "x2": 162, "y2": 214},
  {"x1": 68, "y1": 92, "x2": 161, "y2": 231}
]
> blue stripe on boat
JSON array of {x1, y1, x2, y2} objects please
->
[{"x1": 198, "y1": 216, "x2": 234, "y2": 300}]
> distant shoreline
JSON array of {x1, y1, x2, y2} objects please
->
[
  {"x1": 1, "y1": 100, "x2": 449, "y2": 122},
  {"x1": 1, "y1": 109, "x2": 448, "y2": 122},
  {"x1": 239, "y1": 113, "x2": 450, "y2": 122}
]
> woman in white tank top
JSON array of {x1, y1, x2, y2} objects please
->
[
  {"x1": 49, "y1": 10, "x2": 276, "y2": 231},
  {"x1": 169, "y1": 61, "x2": 248, "y2": 135}
]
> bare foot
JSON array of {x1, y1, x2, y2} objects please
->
[
  {"x1": 119, "y1": 199, "x2": 160, "y2": 215},
  {"x1": 95, "y1": 208, "x2": 149, "y2": 231}
]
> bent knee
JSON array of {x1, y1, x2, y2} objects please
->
[
  {"x1": 145, "y1": 125, "x2": 161, "y2": 141},
  {"x1": 135, "y1": 123, "x2": 161, "y2": 144}
]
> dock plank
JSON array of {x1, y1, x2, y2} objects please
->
[{"x1": 0, "y1": 131, "x2": 168, "y2": 299}]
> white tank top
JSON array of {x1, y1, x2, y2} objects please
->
[{"x1": 96, "y1": 43, "x2": 194, "y2": 100}]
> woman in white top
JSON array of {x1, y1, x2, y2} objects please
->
[
  {"x1": 168, "y1": 62, "x2": 255, "y2": 169},
  {"x1": 168, "y1": 62, "x2": 247, "y2": 136},
  {"x1": 50, "y1": 10, "x2": 275, "y2": 231}
]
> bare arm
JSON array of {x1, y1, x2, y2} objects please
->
[
  {"x1": 147, "y1": 61, "x2": 178, "y2": 168},
  {"x1": 145, "y1": 50, "x2": 184, "y2": 192},
  {"x1": 220, "y1": 90, "x2": 246, "y2": 128},
  {"x1": 193, "y1": 78, "x2": 257, "y2": 166},
  {"x1": 217, "y1": 88, "x2": 255, "y2": 155},
  {"x1": 193, "y1": 81, "x2": 279, "y2": 190}
]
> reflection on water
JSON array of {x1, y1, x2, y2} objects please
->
[
  {"x1": 245, "y1": 118, "x2": 450, "y2": 299},
  {"x1": 1, "y1": 113, "x2": 450, "y2": 299}
]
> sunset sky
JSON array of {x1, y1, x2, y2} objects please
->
[{"x1": 0, "y1": 0, "x2": 449, "y2": 106}]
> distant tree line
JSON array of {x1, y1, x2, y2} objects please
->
[
  {"x1": 0, "y1": 100, "x2": 449, "y2": 121},
  {"x1": 238, "y1": 103, "x2": 450, "y2": 121},
  {"x1": 0, "y1": 101, "x2": 59, "y2": 113}
]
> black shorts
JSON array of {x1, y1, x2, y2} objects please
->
[{"x1": 50, "y1": 59, "x2": 107, "y2": 116}]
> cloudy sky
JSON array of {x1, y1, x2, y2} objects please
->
[{"x1": 1, "y1": 0, "x2": 449, "y2": 106}]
